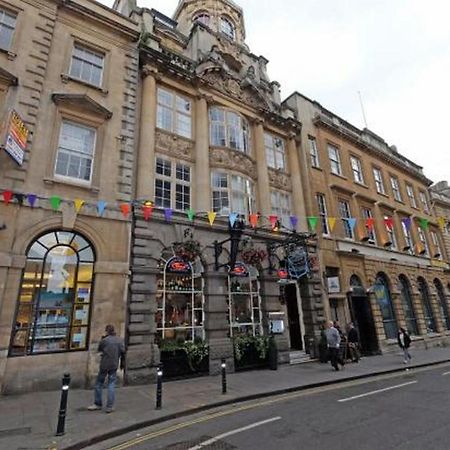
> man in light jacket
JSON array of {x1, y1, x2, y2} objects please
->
[{"x1": 326, "y1": 320, "x2": 342, "y2": 371}]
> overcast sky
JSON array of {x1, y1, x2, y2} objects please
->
[{"x1": 99, "y1": 0, "x2": 450, "y2": 184}]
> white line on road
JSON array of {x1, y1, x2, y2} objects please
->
[
  {"x1": 338, "y1": 381, "x2": 418, "y2": 403},
  {"x1": 187, "y1": 416, "x2": 282, "y2": 450},
  {"x1": 442, "y1": 371, "x2": 450, "y2": 376}
]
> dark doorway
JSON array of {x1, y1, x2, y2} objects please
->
[
  {"x1": 349, "y1": 295, "x2": 379, "y2": 355},
  {"x1": 284, "y1": 284, "x2": 303, "y2": 350}
]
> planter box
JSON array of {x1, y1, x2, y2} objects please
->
[
  {"x1": 234, "y1": 343, "x2": 269, "y2": 372},
  {"x1": 160, "y1": 349, "x2": 209, "y2": 379}
]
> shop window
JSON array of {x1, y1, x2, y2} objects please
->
[
  {"x1": 228, "y1": 264, "x2": 262, "y2": 337},
  {"x1": 0, "y1": 7, "x2": 16, "y2": 51},
  {"x1": 209, "y1": 107, "x2": 249, "y2": 153},
  {"x1": 157, "y1": 88, "x2": 192, "y2": 138},
  {"x1": 398, "y1": 275, "x2": 418, "y2": 335},
  {"x1": 10, "y1": 231, "x2": 95, "y2": 356},
  {"x1": 155, "y1": 256, "x2": 205, "y2": 342},
  {"x1": 417, "y1": 277, "x2": 437, "y2": 333},
  {"x1": 374, "y1": 274, "x2": 397, "y2": 339},
  {"x1": 69, "y1": 44, "x2": 104, "y2": 87},
  {"x1": 265, "y1": 133, "x2": 285, "y2": 171}
]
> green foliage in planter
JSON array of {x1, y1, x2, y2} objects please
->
[
  {"x1": 159, "y1": 338, "x2": 209, "y2": 371},
  {"x1": 233, "y1": 335, "x2": 269, "y2": 362}
]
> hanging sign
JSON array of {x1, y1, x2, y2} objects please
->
[
  {"x1": 229, "y1": 262, "x2": 248, "y2": 277},
  {"x1": 2, "y1": 110, "x2": 29, "y2": 166},
  {"x1": 287, "y1": 247, "x2": 310, "y2": 279},
  {"x1": 167, "y1": 257, "x2": 191, "y2": 274}
]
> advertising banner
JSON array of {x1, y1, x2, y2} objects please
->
[{"x1": 2, "y1": 110, "x2": 29, "y2": 165}]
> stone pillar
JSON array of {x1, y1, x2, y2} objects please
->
[
  {"x1": 391, "y1": 291, "x2": 406, "y2": 329},
  {"x1": 430, "y1": 292, "x2": 445, "y2": 333},
  {"x1": 136, "y1": 66, "x2": 158, "y2": 201},
  {"x1": 368, "y1": 292, "x2": 387, "y2": 341},
  {"x1": 253, "y1": 120, "x2": 271, "y2": 217},
  {"x1": 194, "y1": 94, "x2": 211, "y2": 212},
  {"x1": 411, "y1": 291, "x2": 428, "y2": 335},
  {"x1": 287, "y1": 134, "x2": 307, "y2": 231}
]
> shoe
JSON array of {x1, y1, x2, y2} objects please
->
[
  {"x1": 87, "y1": 404, "x2": 102, "y2": 411},
  {"x1": 403, "y1": 360, "x2": 408, "y2": 364},
  {"x1": 105, "y1": 407, "x2": 114, "y2": 413}
]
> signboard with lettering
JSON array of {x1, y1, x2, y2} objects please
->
[
  {"x1": 166, "y1": 257, "x2": 191, "y2": 274},
  {"x1": 229, "y1": 262, "x2": 248, "y2": 277},
  {"x1": 327, "y1": 276, "x2": 340, "y2": 294},
  {"x1": 2, "y1": 110, "x2": 29, "y2": 166}
]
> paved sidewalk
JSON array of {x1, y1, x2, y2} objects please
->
[{"x1": 1, "y1": 346, "x2": 450, "y2": 450}]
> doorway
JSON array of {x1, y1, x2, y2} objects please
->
[
  {"x1": 349, "y1": 295, "x2": 379, "y2": 355},
  {"x1": 284, "y1": 283, "x2": 303, "y2": 350}
]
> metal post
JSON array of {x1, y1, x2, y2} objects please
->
[
  {"x1": 221, "y1": 358, "x2": 227, "y2": 394},
  {"x1": 156, "y1": 365, "x2": 163, "y2": 409},
  {"x1": 55, "y1": 373, "x2": 71, "y2": 436}
]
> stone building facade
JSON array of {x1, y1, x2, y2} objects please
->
[
  {"x1": 0, "y1": 0, "x2": 139, "y2": 393},
  {"x1": 430, "y1": 181, "x2": 450, "y2": 261},
  {"x1": 284, "y1": 92, "x2": 450, "y2": 353}
]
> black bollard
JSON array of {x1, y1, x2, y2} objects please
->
[
  {"x1": 55, "y1": 373, "x2": 71, "y2": 436},
  {"x1": 221, "y1": 358, "x2": 227, "y2": 394},
  {"x1": 156, "y1": 365, "x2": 163, "y2": 410}
]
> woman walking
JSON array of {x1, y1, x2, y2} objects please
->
[{"x1": 397, "y1": 327, "x2": 412, "y2": 364}]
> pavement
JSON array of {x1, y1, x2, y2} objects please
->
[{"x1": 1, "y1": 346, "x2": 450, "y2": 450}]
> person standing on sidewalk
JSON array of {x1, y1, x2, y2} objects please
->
[
  {"x1": 326, "y1": 321, "x2": 342, "y2": 371},
  {"x1": 347, "y1": 323, "x2": 360, "y2": 363},
  {"x1": 88, "y1": 324, "x2": 125, "y2": 413},
  {"x1": 397, "y1": 327, "x2": 412, "y2": 364}
]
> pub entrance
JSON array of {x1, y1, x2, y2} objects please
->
[{"x1": 284, "y1": 283, "x2": 304, "y2": 351}]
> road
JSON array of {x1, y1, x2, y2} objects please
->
[{"x1": 87, "y1": 364, "x2": 450, "y2": 450}]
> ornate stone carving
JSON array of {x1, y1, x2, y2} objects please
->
[
  {"x1": 155, "y1": 130, "x2": 194, "y2": 162},
  {"x1": 268, "y1": 168, "x2": 292, "y2": 191},
  {"x1": 209, "y1": 147, "x2": 256, "y2": 179}
]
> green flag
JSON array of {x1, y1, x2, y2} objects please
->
[
  {"x1": 307, "y1": 216, "x2": 319, "y2": 231},
  {"x1": 50, "y1": 196, "x2": 61, "y2": 211},
  {"x1": 418, "y1": 218, "x2": 429, "y2": 230},
  {"x1": 187, "y1": 208, "x2": 195, "y2": 222}
]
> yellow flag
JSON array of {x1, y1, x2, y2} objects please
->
[
  {"x1": 208, "y1": 211, "x2": 217, "y2": 226},
  {"x1": 438, "y1": 217, "x2": 446, "y2": 231},
  {"x1": 328, "y1": 217, "x2": 337, "y2": 232},
  {"x1": 74, "y1": 199, "x2": 85, "y2": 213}
]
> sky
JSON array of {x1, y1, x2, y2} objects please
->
[{"x1": 99, "y1": 0, "x2": 450, "y2": 184}]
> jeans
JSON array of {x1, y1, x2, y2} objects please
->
[
  {"x1": 402, "y1": 348, "x2": 412, "y2": 362},
  {"x1": 329, "y1": 348, "x2": 342, "y2": 370},
  {"x1": 94, "y1": 369, "x2": 117, "y2": 409}
]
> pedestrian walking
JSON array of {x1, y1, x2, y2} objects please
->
[
  {"x1": 88, "y1": 324, "x2": 125, "y2": 413},
  {"x1": 347, "y1": 323, "x2": 360, "y2": 363},
  {"x1": 397, "y1": 327, "x2": 412, "y2": 364},
  {"x1": 326, "y1": 320, "x2": 343, "y2": 371}
]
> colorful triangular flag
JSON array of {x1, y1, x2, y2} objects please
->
[
  {"x1": 164, "y1": 208, "x2": 173, "y2": 222},
  {"x1": 290, "y1": 216, "x2": 298, "y2": 230},
  {"x1": 229, "y1": 213, "x2": 238, "y2": 228},
  {"x1": 438, "y1": 217, "x2": 446, "y2": 232},
  {"x1": 97, "y1": 200, "x2": 107, "y2": 216},
  {"x1": 328, "y1": 217, "x2": 337, "y2": 232},
  {"x1": 50, "y1": 196, "x2": 61, "y2": 211},
  {"x1": 269, "y1": 215, "x2": 278, "y2": 230},
  {"x1": 418, "y1": 218, "x2": 429, "y2": 230},
  {"x1": 74, "y1": 199, "x2": 84, "y2": 213},
  {"x1": 187, "y1": 208, "x2": 195, "y2": 222},
  {"x1": 384, "y1": 217, "x2": 394, "y2": 231},
  {"x1": 27, "y1": 194, "x2": 37, "y2": 207},
  {"x1": 307, "y1": 216, "x2": 319, "y2": 231},
  {"x1": 347, "y1": 218, "x2": 357, "y2": 231},
  {"x1": 143, "y1": 204, "x2": 153, "y2": 221},
  {"x1": 366, "y1": 217, "x2": 375, "y2": 231},
  {"x1": 208, "y1": 211, "x2": 216, "y2": 226},
  {"x1": 401, "y1": 217, "x2": 411, "y2": 230},
  {"x1": 2, "y1": 191, "x2": 13, "y2": 205},
  {"x1": 249, "y1": 214, "x2": 259, "y2": 229},
  {"x1": 120, "y1": 203, "x2": 130, "y2": 218}
]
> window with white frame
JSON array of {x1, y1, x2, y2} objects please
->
[
  {"x1": 316, "y1": 194, "x2": 329, "y2": 235},
  {"x1": 155, "y1": 157, "x2": 191, "y2": 211},
  {"x1": 212, "y1": 172, "x2": 255, "y2": 216},
  {"x1": 0, "y1": 7, "x2": 16, "y2": 50},
  {"x1": 328, "y1": 144, "x2": 342, "y2": 175},
  {"x1": 271, "y1": 190, "x2": 291, "y2": 229},
  {"x1": 419, "y1": 191, "x2": 430, "y2": 214},
  {"x1": 309, "y1": 136, "x2": 320, "y2": 168},
  {"x1": 384, "y1": 215, "x2": 397, "y2": 249},
  {"x1": 431, "y1": 230, "x2": 443, "y2": 258},
  {"x1": 220, "y1": 16, "x2": 235, "y2": 40},
  {"x1": 390, "y1": 176, "x2": 402, "y2": 201},
  {"x1": 406, "y1": 184, "x2": 417, "y2": 208},
  {"x1": 338, "y1": 199, "x2": 353, "y2": 239},
  {"x1": 362, "y1": 208, "x2": 376, "y2": 243},
  {"x1": 157, "y1": 88, "x2": 192, "y2": 138},
  {"x1": 373, "y1": 167, "x2": 386, "y2": 194},
  {"x1": 265, "y1": 133, "x2": 285, "y2": 170},
  {"x1": 401, "y1": 219, "x2": 414, "y2": 254},
  {"x1": 54, "y1": 121, "x2": 96, "y2": 182},
  {"x1": 69, "y1": 45, "x2": 104, "y2": 87},
  {"x1": 209, "y1": 107, "x2": 249, "y2": 153},
  {"x1": 417, "y1": 226, "x2": 429, "y2": 256},
  {"x1": 350, "y1": 156, "x2": 364, "y2": 184}
]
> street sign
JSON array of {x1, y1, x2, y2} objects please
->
[{"x1": 2, "y1": 110, "x2": 29, "y2": 166}]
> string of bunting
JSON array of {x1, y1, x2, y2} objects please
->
[{"x1": 0, "y1": 189, "x2": 447, "y2": 233}]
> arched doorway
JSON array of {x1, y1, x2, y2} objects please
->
[
  {"x1": 434, "y1": 279, "x2": 450, "y2": 330},
  {"x1": 374, "y1": 273, "x2": 397, "y2": 339},
  {"x1": 398, "y1": 275, "x2": 419, "y2": 335},
  {"x1": 348, "y1": 275, "x2": 378, "y2": 354},
  {"x1": 418, "y1": 277, "x2": 437, "y2": 333}
]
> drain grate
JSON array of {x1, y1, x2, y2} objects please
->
[
  {"x1": 163, "y1": 435, "x2": 236, "y2": 449},
  {"x1": 0, "y1": 427, "x2": 31, "y2": 438}
]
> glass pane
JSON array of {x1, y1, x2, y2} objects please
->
[
  {"x1": 28, "y1": 242, "x2": 48, "y2": 259},
  {"x1": 232, "y1": 295, "x2": 252, "y2": 324},
  {"x1": 165, "y1": 295, "x2": 192, "y2": 327},
  {"x1": 78, "y1": 246, "x2": 94, "y2": 262},
  {"x1": 70, "y1": 57, "x2": 82, "y2": 79},
  {"x1": 72, "y1": 304, "x2": 90, "y2": 326},
  {"x1": 157, "y1": 89, "x2": 173, "y2": 107},
  {"x1": 38, "y1": 232, "x2": 58, "y2": 250},
  {"x1": 56, "y1": 231, "x2": 74, "y2": 246},
  {"x1": 72, "y1": 234, "x2": 90, "y2": 252},
  {"x1": 70, "y1": 326, "x2": 88, "y2": 349},
  {"x1": 33, "y1": 327, "x2": 69, "y2": 353}
]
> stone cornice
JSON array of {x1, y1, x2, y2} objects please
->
[{"x1": 52, "y1": 93, "x2": 113, "y2": 120}]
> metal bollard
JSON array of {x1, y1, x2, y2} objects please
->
[
  {"x1": 156, "y1": 365, "x2": 163, "y2": 410},
  {"x1": 221, "y1": 358, "x2": 227, "y2": 394},
  {"x1": 55, "y1": 373, "x2": 71, "y2": 436}
]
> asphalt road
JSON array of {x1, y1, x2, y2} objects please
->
[{"x1": 87, "y1": 364, "x2": 450, "y2": 450}]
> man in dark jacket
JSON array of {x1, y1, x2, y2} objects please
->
[
  {"x1": 88, "y1": 324, "x2": 125, "y2": 413},
  {"x1": 347, "y1": 323, "x2": 360, "y2": 363}
]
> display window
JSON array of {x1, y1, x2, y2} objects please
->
[{"x1": 10, "y1": 230, "x2": 95, "y2": 356}]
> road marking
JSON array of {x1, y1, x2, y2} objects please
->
[
  {"x1": 187, "y1": 417, "x2": 281, "y2": 450},
  {"x1": 442, "y1": 371, "x2": 450, "y2": 376},
  {"x1": 338, "y1": 380, "x2": 417, "y2": 403}
]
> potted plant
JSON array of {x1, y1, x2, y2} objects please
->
[
  {"x1": 173, "y1": 239, "x2": 201, "y2": 262},
  {"x1": 233, "y1": 335, "x2": 269, "y2": 371}
]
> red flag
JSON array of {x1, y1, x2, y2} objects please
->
[
  {"x1": 384, "y1": 217, "x2": 394, "y2": 231},
  {"x1": 143, "y1": 205, "x2": 153, "y2": 221},
  {"x1": 269, "y1": 215, "x2": 278, "y2": 229},
  {"x1": 120, "y1": 203, "x2": 130, "y2": 218},
  {"x1": 2, "y1": 191, "x2": 13, "y2": 205},
  {"x1": 249, "y1": 214, "x2": 258, "y2": 228},
  {"x1": 366, "y1": 217, "x2": 375, "y2": 231}
]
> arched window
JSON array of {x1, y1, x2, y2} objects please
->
[
  {"x1": 374, "y1": 273, "x2": 397, "y2": 339},
  {"x1": 417, "y1": 277, "x2": 437, "y2": 333},
  {"x1": 10, "y1": 231, "x2": 95, "y2": 356},
  {"x1": 193, "y1": 11, "x2": 210, "y2": 26},
  {"x1": 220, "y1": 16, "x2": 235, "y2": 40},
  {"x1": 398, "y1": 275, "x2": 418, "y2": 335},
  {"x1": 434, "y1": 278, "x2": 450, "y2": 330},
  {"x1": 209, "y1": 107, "x2": 249, "y2": 153}
]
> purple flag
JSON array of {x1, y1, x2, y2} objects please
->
[
  {"x1": 290, "y1": 216, "x2": 298, "y2": 229},
  {"x1": 402, "y1": 217, "x2": 411, "y2": 230},
  {"x1": 164, "y1": 208, "x2": 173, "y2": 222},
  {"x1": 27, "y1": 194, "x2": 37, "y2": 207}
]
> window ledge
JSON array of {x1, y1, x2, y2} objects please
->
[
  {"x1": 44, "y1": 176, "x2": 100, "y2": 194},
  {"x1": 61, "y1": 73, "x2": 108, "y2": 96},
  {"x1": 377, "y1": 192, "x2": 389, "y2": 198},
  {"x1": 311, "y1": 165, "x2": 322, "y2": 171},
  {"x1": 354, "y1": 181, "x2": 369, "y2": 189},
  {"x1": 330, "y1": 172, "x2": 347, "y2": 181},
  {"x1": 0, "y1": 46, "x2": 16, "y2": 60}
]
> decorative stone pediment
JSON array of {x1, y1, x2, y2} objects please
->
[
  {"x1": 0, "y1": 67, "x2": 18, "y2": 86},
  {"x1": 209, "y1": 147, "x2": 256, "y2": 179},
  {"x1": 51, "y1": 93, "x2": 112, "y2": 120},
  {"x1": 155, "y1": 129, "x2": 194, "y2": 161},
  {"x1": 268, "y1": 168, "x2": 292, "y2": 191}
]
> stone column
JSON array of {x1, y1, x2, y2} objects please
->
[
  {"x1": 194, "y1": 94, "x2": 211, "y2": 212},
  {"x1": 430, "y1": 292, "x2": 445, "y2": 333},
  {"x1": 411, "y1": 291, "x2": 428, "y2": 335},
  {"x1": 287, "y1": 134, "x2": 307, "y2": 231},
  {"x1": 391, "y1": 291, "x2": 406, "y2": 329},
  {"x1": 136, "y1": 66, "x2": 158, "y2": 201},
  {"x1": 253, "y1": 119, "x2": 271, "y2": 217}
]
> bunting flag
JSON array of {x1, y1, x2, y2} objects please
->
[
  {"x1": 27, "y1": 194, "x2": 37, "y2": 207},
  {"x1": 401, "y1": 217, "x2": 411, "y2": 230},
  {"x1": 307, "y1": 216, "x2": 319, "y2": 231},
  {"x1": 2, "y1": 191, "x2": 13, "y2": 204},
  {"x1": 249, "y1": 213, "x2": 259, "y2": 228},
  {"x1": 290, "y1": 216, "x2": 298, "y2": 230},
  {"x1": 208, "y1": 211, "x2": 216, "y2": 226},
  {"x1": 269, "y1": 215, "x2": 278, "y2": 230},
  {"x1": 384, "y1": 217, "x2": 394, "y2": 231},
  {"x1": 50, "y1": 196, "x2": 61, "y2": 211},
  {"x1": 14, "y1": 193, "x2": 24, "y2": 205},
  {"x1": 74, "y1": 199, "x2": 85, "y2": 213},
  {"x1": 97, "y1": 200, "x2": 107, "y2": 216},
  {"x1": 164, "y1": 208, "x2": 173, "y2": 222},
  {"x1": 328, "y1": 217, "x2": 337, "y2": 232},
  {"x1": 347, "y1": 218, "x2": 357, "y2": 231},
  {"x1": 229, "y1": 213, "x2": 238, "y2": 228},
  {"x1": 120, "y1": 203, "x2": 130, "y2": 218},
  {"x1": 366, "y1": 217, "x2": 375, "y2": 231},
  {"x1": 438, "y1": 217, "x2": 446, "y2": 232},
  {"x1": 418, "y1": 218, "x2": 429, "y2": 231},
  {"x1": 187, "y1": 208, "x2": 195, "y2": 222},
  {"x1": 143, "y1": 204, "x2": 153, "y2": 221}
]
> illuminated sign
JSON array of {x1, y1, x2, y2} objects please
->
[
  {"x1": 2, "y1": 110, "x2": 29, "y2": 166},
  {"x1": 277, "y1": 269, "x2": 288, "y2": 279},
  {"x1": 167, "y1": 257, "x2": 191, "y2": 274},
  {"x1": 229, "y1": 262, "x2": 248, "y2": 277}
]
